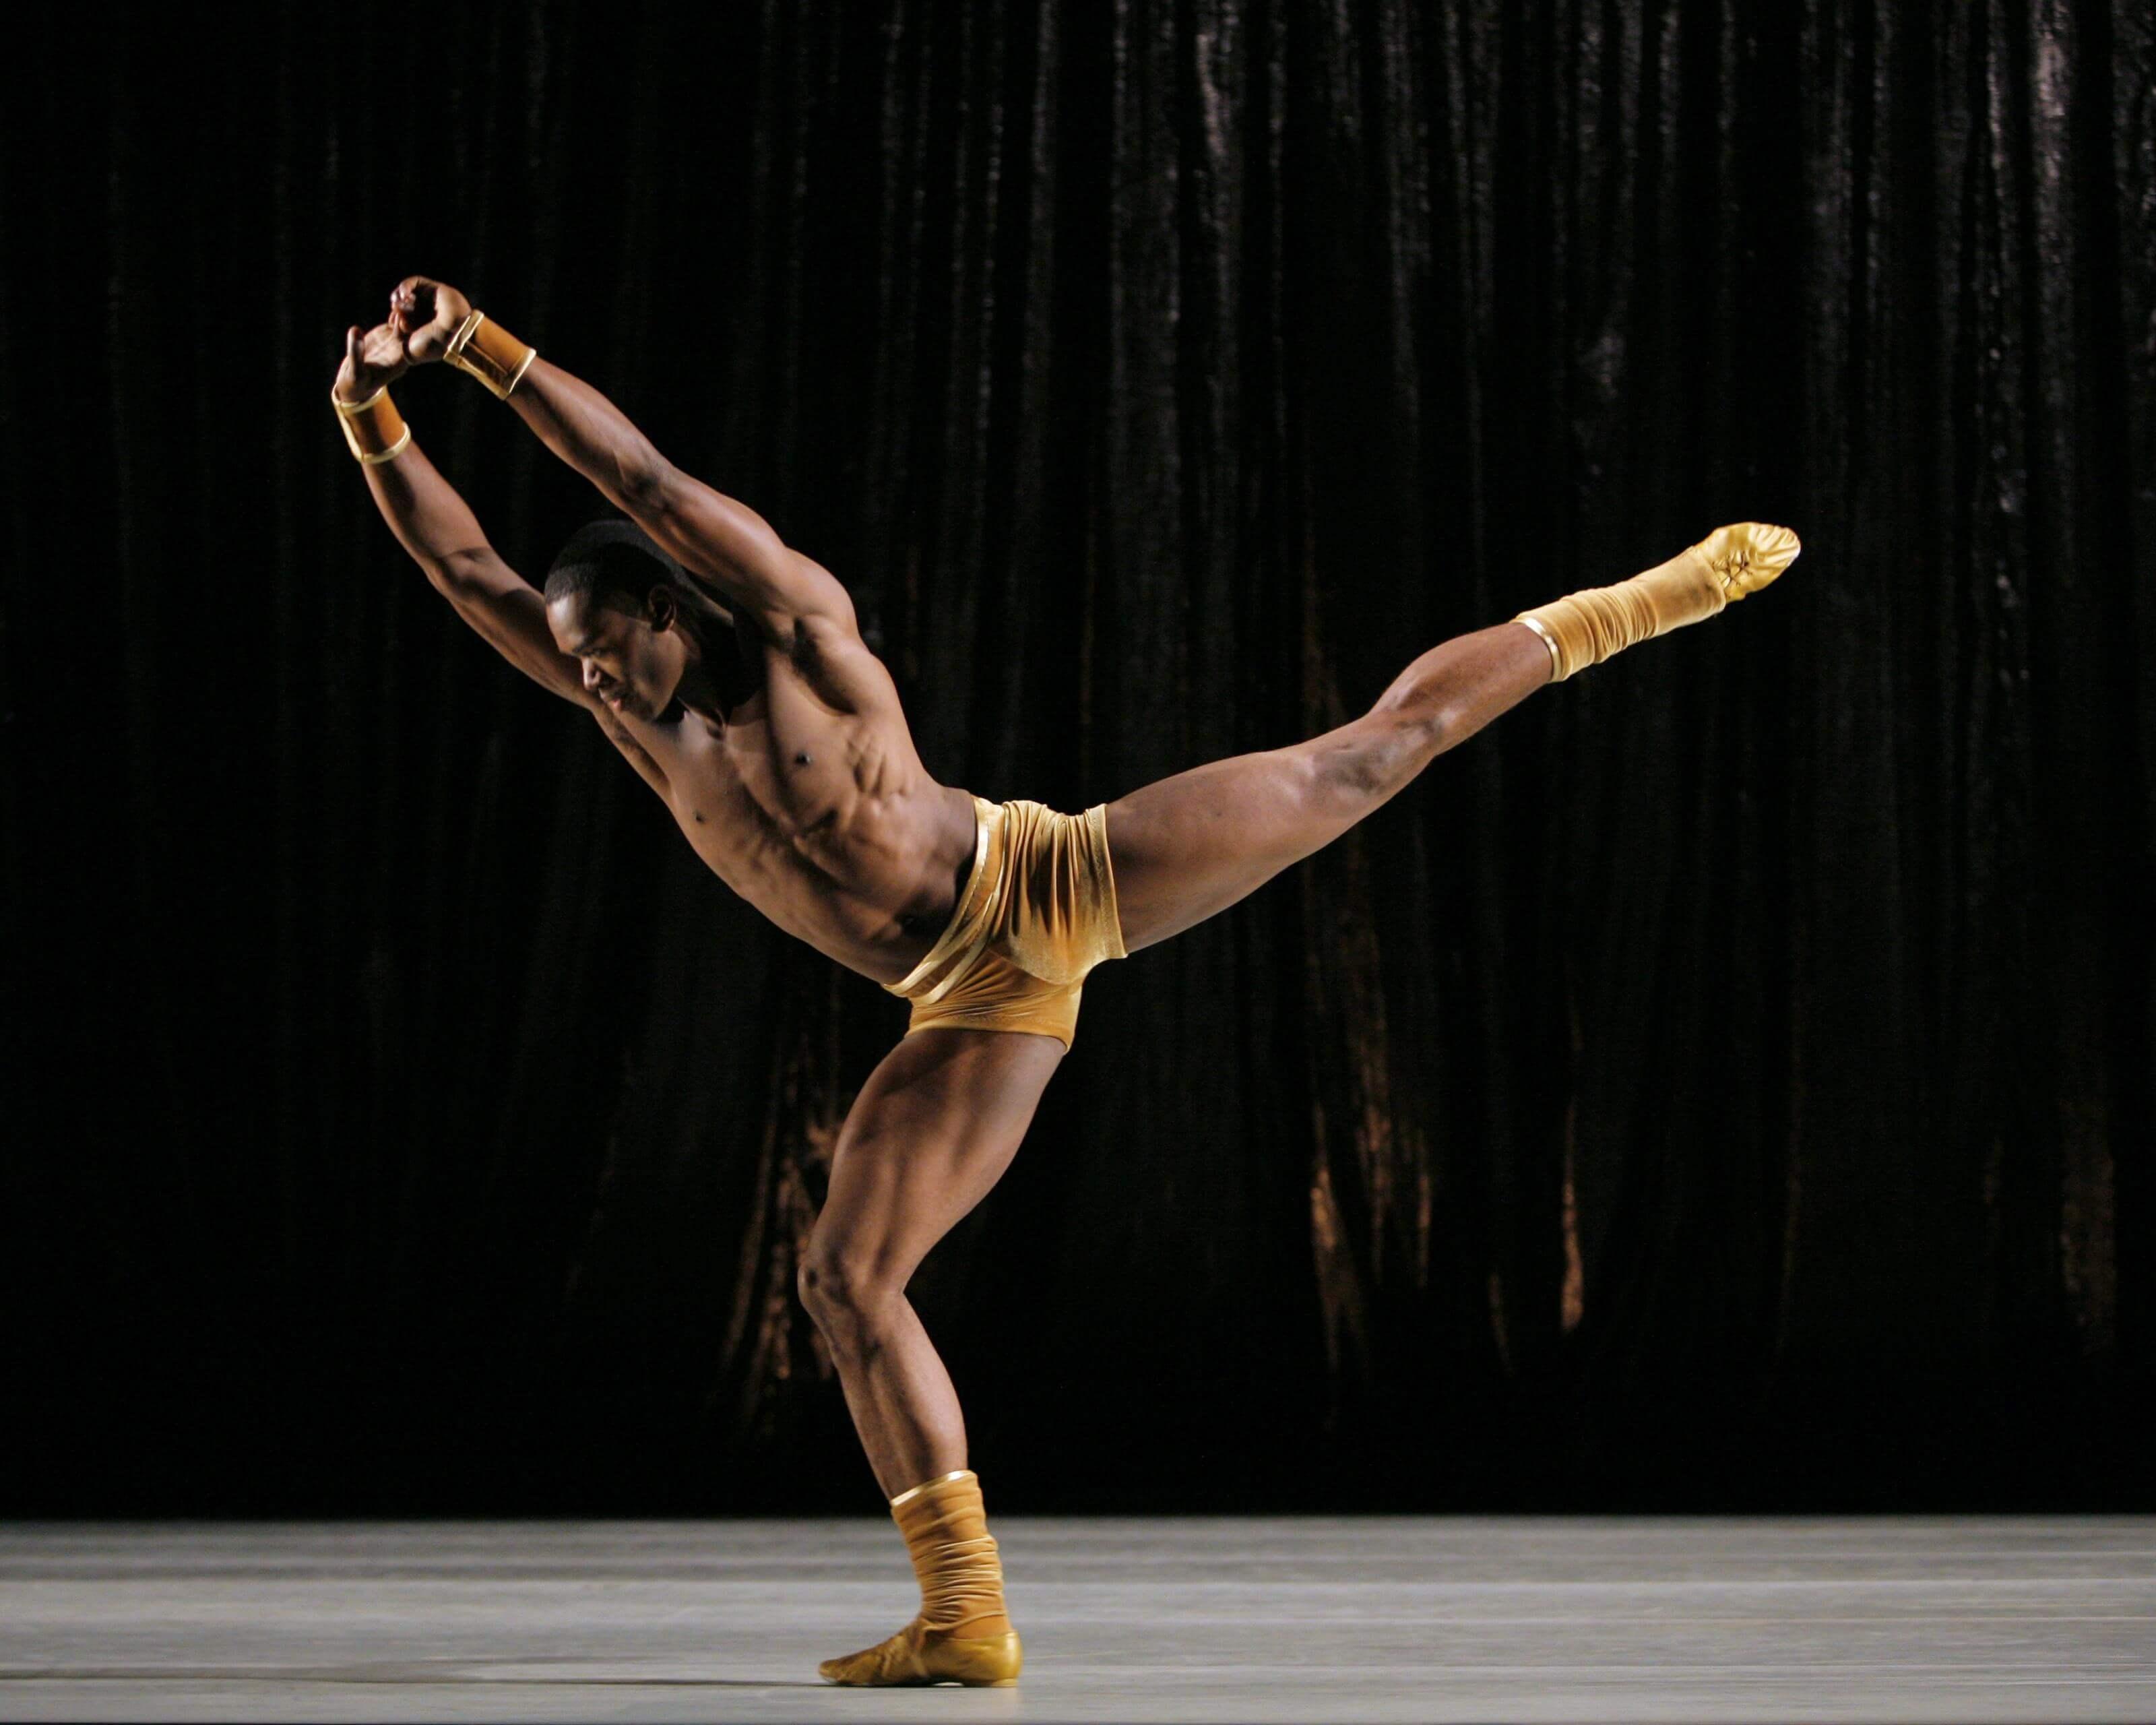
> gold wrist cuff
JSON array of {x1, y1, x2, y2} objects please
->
[
  {"x1": 442, "y1": 310, "x2": 538, "y2": 400},
  {"x1": 332, "y1": 385, "x2": 412, "y2": 465}
]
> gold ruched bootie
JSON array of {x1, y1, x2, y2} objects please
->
[
  {"x1": 1515, "y1": 521, "x2": 1802, "y2": 681},
  {"x1": 818, "y1": 1469, "x2": 1023, "y2": 1687}
]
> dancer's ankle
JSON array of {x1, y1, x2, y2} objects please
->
[{"x1": 892, "y1": 1469, "x2": 1015, "y2": 1639}]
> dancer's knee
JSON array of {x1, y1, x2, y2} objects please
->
[
  {"x1": 798, "y1": 1245, "x2": 898, "y2": 1353},
  {"x1": 1307, "y1": 709, "x2": 1441, "y2": 809},
  {"x1": 1368, "y1": 674, "x2": 1454, "y2": 753}
]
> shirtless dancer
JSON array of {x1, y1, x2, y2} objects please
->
[{"x1": 334, "y1": 277, "x2": 1800, "y2": 1687}]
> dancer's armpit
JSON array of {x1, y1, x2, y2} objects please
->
[{"x1": 592, "y1": 704, "x2": 670, "y2": 797}]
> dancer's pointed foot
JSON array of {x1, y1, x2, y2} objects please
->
[
  {"x1": 1688, "y1": 520, "x2": 1802, "y2": 602},
  {"x1": 1515, "y1": 519, "x2": 1802, "y2": 679},
  {"x1": 817, "y1": 1617, "x2": 1023, "y2": 1686}
]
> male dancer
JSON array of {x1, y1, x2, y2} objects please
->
[{"x1": 334, "y1": 276, "x2": 1799, "y2": 1686}]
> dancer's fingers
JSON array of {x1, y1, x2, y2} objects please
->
[
  {"x1": 395, "y1": 276, "x2": 434, "y2": 327},
  {"x1": 335, "y1": 326, "x2": 364, "y2": 402}
]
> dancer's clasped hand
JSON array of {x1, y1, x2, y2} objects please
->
[
  {"x1": 327, "y1": 274, "x2": 477, "y2": 405},
  {"x1": 389, "y1": 276, "x2": 472, "y2": 363},
  {"x1": 334, "y1": 321, "x2": 409, "y2": 403}
]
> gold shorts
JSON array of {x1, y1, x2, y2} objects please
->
[{"x1": 885, "y1": 796, "x2": 1127, "y2": 1050}]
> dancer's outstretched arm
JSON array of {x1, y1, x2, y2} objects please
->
[
  {"x1": 337, "y1": 322, "x2": 589, "y2": 699},
  {"x1": 388, "y1": 276, "x2": 854, "y2": 647},
  {"x1": 334, "y1": 321, "x2": 670, "y2": 794}
]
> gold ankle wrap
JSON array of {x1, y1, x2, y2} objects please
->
[
  {"x1": 893, "y1": 1469, "x2": 1012, "y2": 1638},
  {"x1": 1515, "y1": 521, "x2": 1801, "y2": 681},
  {"x1": 331, "y1": 385, "x2": 410, "y2": 464},
  {"x1": 817, "y1": 1469, "x2": 1023, "y2": 1686},
  {"x1": 442, "y1": 311, "x2": 538, "y2": 400}
]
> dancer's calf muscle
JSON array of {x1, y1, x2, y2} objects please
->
[{"x1": 1370, "y1": 622, "x2": 1555, "y2": 748}]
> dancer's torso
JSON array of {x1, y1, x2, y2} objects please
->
[{"x1": 610, "y1": 619, "x2": 977, "y2": 984}]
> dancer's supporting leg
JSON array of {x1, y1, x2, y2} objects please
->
[
  {"x1": 1108, "y1": 522, "x2": 1798, "y2": 949},
  {"x1": 800, "y1": 1026, "x2": 1063, "y2": 1688}
]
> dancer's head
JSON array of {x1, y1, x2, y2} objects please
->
[{"x1": 544, "y1": 520, "x2": 697, "y2": 720}]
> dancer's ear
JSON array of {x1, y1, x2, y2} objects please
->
[{"x1": 647, "y1": 586, "x2": 679, "y2": 633}]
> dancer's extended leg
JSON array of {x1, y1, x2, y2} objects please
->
[
  {"x1": 1108, "y1": 620, "x2": 1549, "y2": 950},
  {"x1": 800, "y1": 1026, "x2": 1063, "y2": 1687},
  {"x1": 1108, "y1": 522, "x2": 1798, "y2": 949}
]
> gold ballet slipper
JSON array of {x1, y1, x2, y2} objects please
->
[
  {"x1": 817, "y1": 1621, "x2": 1023, "y2": 1687},
  {"x1": 819, "y1": 1468, "x2": 1022, "y2": 1686},
  {"x1": 1689, "y1": 520, "x2": 1803, "y2": 601},
  {"x1": 1515, "y1": 520, "x2": 1802, "y2": 680}
]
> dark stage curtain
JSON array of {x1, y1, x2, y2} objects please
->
[{"x1": 2, "y1": 0, "x2": 2148, "y2": 1514}]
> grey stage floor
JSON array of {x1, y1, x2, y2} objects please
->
[{"x1": 2, "y1": 1517, "x2": 2152, "y2": 1722}]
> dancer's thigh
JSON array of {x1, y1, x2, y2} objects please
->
[
  {"x1": 810, "y1": 1028, "x2": 1065, "y2": 1288},
  {"x1": 1105, "y1": 716, "x2": 1401, "y2": 953},
  {"x1": 1107, "y1": 622, "x2": 1550, "y2": 952}
]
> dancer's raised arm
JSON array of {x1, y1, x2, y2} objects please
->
[
  {"x1": 333, "y1": 323, "x2": 671, "y2": 794},
  {"x1": 389, "y1": 276, "x2": 855, "y2": 646},
  {"x1": 335, "y1": 322, "x2": 594, "y2": 703}
]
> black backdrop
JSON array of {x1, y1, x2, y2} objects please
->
[{"x1": 2, "y1": 0, "x2": 2149, "y2": 1516}]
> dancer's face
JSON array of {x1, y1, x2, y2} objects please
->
[{"x1": 547, "y1": 588, "x2": 689, "y2": 721}]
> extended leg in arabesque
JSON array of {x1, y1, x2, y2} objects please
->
[{"x1": 1105, "y1": 522, "x2": 1800, "y2": 951}]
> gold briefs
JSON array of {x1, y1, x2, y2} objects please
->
[{"x1": 884, "y1": 796, "x2": 1127, "y2": 1050}]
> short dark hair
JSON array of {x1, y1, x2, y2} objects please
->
[{"x1": 543, "y1": 520, "x2": 687, "y2": 617}]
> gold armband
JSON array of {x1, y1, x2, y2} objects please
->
[
  {"x1": 331, "y1": 385, "x2": 412, "y2": 465},
  {"x1": 441, "y1": 310, "x2": 538, "y2": 400}
]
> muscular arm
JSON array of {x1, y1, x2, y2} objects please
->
[
  {"x1": 508, "y1": 356, "x2": 858, "y2": 644},
  {"x1": 360, "y1": 441, "x2": 580, "y2": 698},
  {"x1": 338, "y1": 324, "x2": 670, "y2": 795},
  {"x1": 388, "y1": 278, "x2": 858, "y2": 653}
]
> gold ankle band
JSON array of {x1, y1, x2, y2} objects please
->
[
  {"x1": 1517, "y1": 614, "x2": 1562, "y2": 677},
  {"x1": 889, "y1": 1470, "x2": 974, "y2": 1510}
]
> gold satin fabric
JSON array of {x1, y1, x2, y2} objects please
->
[
  {"x1": 891, "y1": 1468, "x2": 1014, "y2": 1639},
  {"x1": 1515, "y1": 521, "x2": 1802, "y2": 681},
  {"x1": 885, "y1": 796, "x2": 1127, "y2": 1050}
]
